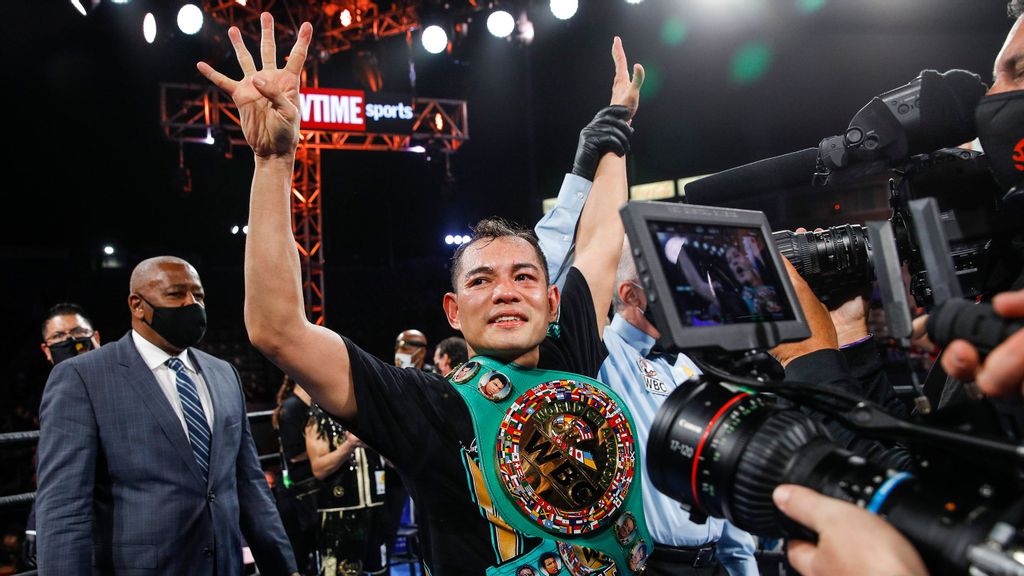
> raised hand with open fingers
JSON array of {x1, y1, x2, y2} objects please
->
[
  {"x1": 196, "y1": 13, "x2": 312, "y2": 159},
  {"x1": 610, "y1": 36, "x2": 645, "y2": 122}
]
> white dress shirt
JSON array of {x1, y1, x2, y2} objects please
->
[{"x1": 132, "y1": 330, "x2": 215, "y2": 431}]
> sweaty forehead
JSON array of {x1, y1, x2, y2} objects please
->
[{"x1": 461, "y1": 237, "x2": 543, "y2": 274}]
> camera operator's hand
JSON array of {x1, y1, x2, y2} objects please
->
[
  {"x1": 911, "y1": 314, "x2": 936, "y2": 353},
  {"x1": 773, "y1": 484, "x2": 928, "y2": 576},
  {"x1": 795, "y1": 228, "x2": 871, "y2": 347},
  {"x1": 830, "y1": 295, "x2": 870, "y2": 347},
  {"x1": 941, "y1": 288, "x2": 1024, "y2": 397},
  {"x1": 770, "y1": 258, "x2": 838, "y2": 367}
]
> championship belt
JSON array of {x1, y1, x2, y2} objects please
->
[{"x1": 448, "y1": 357, "x2": 651, "y2": 575}]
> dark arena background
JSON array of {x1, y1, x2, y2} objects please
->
[{"x1": 0, "y1": 0, "x2": 1014, "y2": 572}]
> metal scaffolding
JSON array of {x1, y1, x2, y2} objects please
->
[{"x1": 161, "y1": 3, "x2": 469, "y2": 323}]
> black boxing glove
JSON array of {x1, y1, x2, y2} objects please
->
[{"x1": 571, "y1": 105, "x2": 634, "y2": 181}]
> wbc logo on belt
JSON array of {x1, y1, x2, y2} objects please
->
[{"x1": 495, "y1": 379, "x2": 636, "y2": 536}]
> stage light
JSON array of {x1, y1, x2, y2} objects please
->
[
  {"x1": 177, "y1": 4, "x2": 203, "y2": 35},
  {"x1": 461, "y1": 235, "x2": 471, "y2": 244},
  {"x1": 550, "y1": 0, "x2": 578, "y2": 20},
  {"x1": 340, "y1": 8, "x2": 352, "y2": 27},
  {"x1": 143, "y1": 13, "x2": 157, "y2": 43},
  {"x1": 487, "y1": 10, "x2": 515, "y2": 38},
  {"x1": 445, "y1": 235, "x2": 455, "y2": 245},
  {"x1": 421, "y1": 25, "x2": 448, "y2": 54},
  {"x1": 434, "y1": 112, "x2": 444, "y2": 131},
  {"x1": 626, "y1": 0, "x2": 643, "y2": 3},
  {"x1": 516, "y1": 12, "x2": 535, "y2": 44},
  {"x1": 70, "y1": 0, "x2": 100, "y2": 16},
  {"x1": 103, "y1": 245, "x2": 115, "y2": 255},
  {"x1": 407, "y1": 145, "x2": 426, "y2": 153},
  {"x1": 110, "y1": 0, "x2": 132, "y2": 4},
  {"x1": 205, "y1": 128, "x2": 215, "y2": 145},
  {"x1": 242, "y1": 225, "x2": 249, "y2": 235},
  {"x1": 235, "y1": 0, "x2": 247, "y2": 5},
  {"x1": 231, "y1": 225, "x2": 240, "y2": 235}
]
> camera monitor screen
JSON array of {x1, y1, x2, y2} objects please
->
[{"x1": 620, "y1": 202, "x2": 810, "y2": 351}]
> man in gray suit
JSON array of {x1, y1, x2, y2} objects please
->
[{"x1": 35, "y1": 256, "x2": 297, "y2": 576}]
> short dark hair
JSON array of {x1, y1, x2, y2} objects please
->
[
  {"x1": 436, "y1": 336, "x2": 469, "y2": 366},
  {"x1": 41, "y1": 302, "x2": 93, "y2": 338},
  {"x1": 450, "y1": 218, "x2": 550, "y2": 291},
  {"x1": 1011, "y1": 0, "x2": 1024, "y2": 18}
]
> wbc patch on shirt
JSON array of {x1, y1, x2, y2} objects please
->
[{"x1": 635, "y1": 357, "x2": 669, "y2": 396}]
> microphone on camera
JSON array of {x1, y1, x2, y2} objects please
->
[
  {"x1": 818, "y1": 69, "x2": 987, "y2": 176},
  {"x1": 683, "y1": 69, "x2": 988, "y2": 205},
  {"x1": 683, "y1": 148, "x2": 819, "y2": 206}
]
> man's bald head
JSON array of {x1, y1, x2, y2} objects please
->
[
  {"x1": 130, "y1": 256, "x2": 198, "y2": 294},
  {"x1": 128, "y1": 256, "x2": 206, "y2": 354},
  {"x1": 395, "y1": 329, "x2": 428, "y2": 369}
]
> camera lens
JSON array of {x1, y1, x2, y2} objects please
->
[
  {"x1": 647, "y1": 379, "x2": 1005, "y2": 572},
  {"x1": 773, "y1": 224, "x2": 872, "y2": 302}
]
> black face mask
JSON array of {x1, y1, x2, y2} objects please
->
[
  {"x1": 140, "y1": 296, "x2": 207, "y2": 349},
  {"x1": 641, "y1": 302, "x2": 659, "y2": 330},
  {"x1": 975, "y1": 90, "x2": 1024, "y2": 191},
  {"x1": 49, "y1": 337, "x2": 95, "y2": 365}
]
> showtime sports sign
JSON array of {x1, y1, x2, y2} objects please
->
[{"x1": 299, "y1": 87, "x2": 414, "y2": 134}]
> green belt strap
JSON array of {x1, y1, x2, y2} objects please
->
[{"x1": 447, "y1": 356, "x2": 652, "y2": 575}]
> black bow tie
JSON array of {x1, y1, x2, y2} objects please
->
[{"x1": 646, "y1": 345, "x2": 679, "y2": 365}]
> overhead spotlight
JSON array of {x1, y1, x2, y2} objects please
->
[
  {"x1": 204, "y1": 128, "x2": 215, "y2": 145},
  {"x1": 625, "y1": 0, "x2": 643, "y2": 3},
  {"x1": 340, "y1": 8, "x2": 352, "y2": 27},
  {"x1": 407, "y1": 145, "x2": 426, "y2": 154},
  {"x1": 143, "y1": 12, "x2": 157, "y2": 43},
  {"x1": 461, "y1": 235, "x2": 472, "y2": 244},
  {"x1": 70, "y1": 0, "x2": 100, "y2": 16},
  {"x1": 550, "y1": 0, "x2": 578, "y2": 20},
  {"x1": 103, "y1": 245, "x2": 115, "y2": 255},
  {"x1": 177, "y1": 3, "x2": 204, "y2": 35},
  {"x1": 434, "y1": 112, "x2": 444, "y2": 131},
  {"x1": 421, "y1": 25, "x2": 448, "y2": 54},
  {"x1": 445, "y1": 235, "x2": 455, "y2": 245},
  {"x1": 242, "y1": 225, "x2": 249, "y2": 235},
  {"x1": 110, "y1": 0, "x2": 132, "y2": 4},
  {"x1": 231, "y1": 225, "x2": 240, "y2": 235},
  {"x1": 516, "y1": 12, "x2": 535, "y2": 44},
  {"x1": 487, "y1": 10, "x2": 515, "y2": 38}
]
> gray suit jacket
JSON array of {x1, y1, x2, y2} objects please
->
[{"x1": 36, "y1": 331, "x2": 296, "y2": 576}]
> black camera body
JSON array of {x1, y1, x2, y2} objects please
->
[
  {"x1": 773, "y1": 148, "x2": 1002, "y2": 306},
  {"x1": 646, "y1": 376, "x2": 1018, "y2": 576},
  {"x1": 619, "y1": 200, "x2": 1024, "y2": 576}
]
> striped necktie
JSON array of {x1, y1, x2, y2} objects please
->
[{"x1": 166, "y1": 357, "x2": 211, "y2": 482}]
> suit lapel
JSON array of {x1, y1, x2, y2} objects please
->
[
  {"x1": 190, "y1": 350, "x2": 229, "y2": 488},
  {"x1": 116, "y1": 332, "x2": 207, "y2": 486}
]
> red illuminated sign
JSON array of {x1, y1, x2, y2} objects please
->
[
  {"x1": 299, "y1": 88, "x2": 366, "y2": 131},
  {"x1": 299, "y1": 88, "x2": 414, "y2": 134}
]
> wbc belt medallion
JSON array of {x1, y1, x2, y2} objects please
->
[{"x1": 496, "y1": 379, "x2": 636, "y2": 536}]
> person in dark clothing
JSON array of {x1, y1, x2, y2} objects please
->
[
  {"x1": 197, "y1": 14, "x2": 643, "y2": 573},
  {"x1": 273, "y1": 376, "x2": 317, "y2": 575}
]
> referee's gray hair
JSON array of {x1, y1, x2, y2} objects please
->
[{"x1": 612, "y1": 239, "x2": 641, "y2": 313}]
